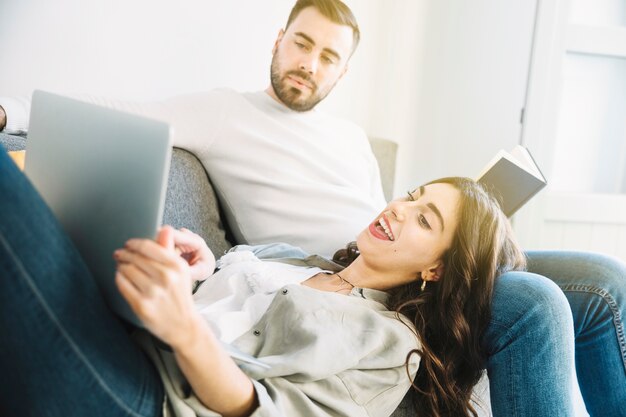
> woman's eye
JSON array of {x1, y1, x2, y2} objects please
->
[{"x1": 419, "y1": 214, "x2": 431, "y2": 230}]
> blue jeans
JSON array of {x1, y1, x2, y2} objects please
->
[
  {"x1": 1, "y1": 150, "x2": 625, "y2": 416},
  {"x1": 484, "y1": 253, "x2": 626, "y2": 416},
  {"x1": 0, "y1": 152, "x2": 163, "y2": 416}
]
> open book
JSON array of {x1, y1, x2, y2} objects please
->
[{"x1": 476, "y1": 145, "x2": 547, "y2": 217}]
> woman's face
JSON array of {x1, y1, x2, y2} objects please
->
[{"x1": 356, "y1": 182, "x2": 461, "y2": 290}]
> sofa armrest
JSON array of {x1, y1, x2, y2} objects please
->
[{"x1": 369, "y1": 137, "x2": 398, "y2": 201}]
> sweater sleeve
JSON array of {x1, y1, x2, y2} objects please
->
[
  {"x1": 76, "y1": 93, "x2": 226, "y2": 155},
  {"x1": 0, "y1": 91, "x2": 228, "y2": 155}
]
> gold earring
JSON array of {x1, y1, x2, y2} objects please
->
[{"x1": 421, "y1": 280, "x2": 427, "y2": 291}]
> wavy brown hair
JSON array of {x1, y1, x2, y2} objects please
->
[{"x1": 333, "y1": 177, "x2": 526, "y2": 417}]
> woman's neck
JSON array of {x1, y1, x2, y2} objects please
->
[
  {"x1": 302, "y1": 272, "x2": 355, "y2": 294},
  {"x1": 339, "y1": 258, "x2": 415, "y2": 292},
  {"x1": 302, "y1": 258, "x2": 416, "y2": 293}
]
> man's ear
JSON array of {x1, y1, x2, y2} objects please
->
[
  {"x1": 338, "y1": 63, "x2": 349, "y2": 80},
  {"x1": 272, "y1": 29, "x2": 285, "y2": 55},
  {"x1": 422, "y1": 262, "x2": 445, "y2": 282}
]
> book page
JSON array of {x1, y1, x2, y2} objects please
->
[{"x1": 510, "y1": 146, "x2": 544, "y2": 180}]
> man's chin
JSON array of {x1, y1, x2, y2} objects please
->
[
  {"x1": 282, "y1": 94, "x2": 317, "y2": 112},
  {"x1": 288, "y1": 101, "x2": 313, "y2": 112}
]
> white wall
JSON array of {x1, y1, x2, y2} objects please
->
[
  {"x1": 0, "y1": 0, "x2": 387, "y2": 111},
  {"x1": 0, "y1": 0, "x2": 304, "y2": 98},
  {"x1": 397, "y1": 0, "x2": 537, "y2": 194},
  {"x1": 0, "y1": 0, "x2": 395, "y2": 182},
  {"x1": 0, "y1": 0, "x2": 537, "y2": 198}
]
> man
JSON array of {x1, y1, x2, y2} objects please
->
[
  {"x1": 1, "y1": 1, "x2": 625, "y2": 416},
  {"x1": 0, "y1": 1, "x2": 384, "y2": 259}
]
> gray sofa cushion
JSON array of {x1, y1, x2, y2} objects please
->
[
  {"x1": 162, "y1": 147, "x2": 232, "y2": 257},
  {"x1": 0, "y1": 132, "x2": 26, "y2": 151}
]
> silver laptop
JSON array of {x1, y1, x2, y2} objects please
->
[
  {"x1": 24, "y1": 91, "x2": 270, "y2": 369},
  {"x1": 25, "y1": 90, "x2": 172, "y2": 327}
]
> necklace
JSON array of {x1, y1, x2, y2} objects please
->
[
  {"x1": 334, "y1": 272, "x2": 356, "y2": 292},
  {"x1": 307, "y1": 272, "x2": 358, "y2": 293}
]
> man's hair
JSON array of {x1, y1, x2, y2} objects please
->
[{"x1": 285, "y1": 0, "x2": 360, "y2": 54}]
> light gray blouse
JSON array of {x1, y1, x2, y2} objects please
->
[{"x1": 136, "y1": 244, "x2": 420, "y2": 417}]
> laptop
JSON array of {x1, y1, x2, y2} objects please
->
[
  {"x1": 25, "y1": 90, "x2": 172, "y2": 327},
  {"x1": 24, "y1": 91, "x2": 270, "y2": 369}
]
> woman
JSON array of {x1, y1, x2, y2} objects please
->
[{"x1": 0, "y1": 148, "x2": 523, "y2": 417}]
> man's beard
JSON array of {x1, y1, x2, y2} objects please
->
[{"x1": 269, "y1": 52, "x2": 333, "y2": 112}]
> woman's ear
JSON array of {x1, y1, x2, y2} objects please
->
[{"x1": 422, "y1": 262, "x2": 445, "y2": 282}]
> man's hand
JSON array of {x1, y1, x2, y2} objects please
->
[
  {"x1": 171, "y1": 227, "x2": 216, "y2": 282},
  {"x1": 0, "y1": 105, "x2": 6, "y2": 131}
]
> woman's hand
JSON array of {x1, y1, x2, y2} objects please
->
[
  {"x1": 115, "y1": 226, "x2": 258, "y2": 416},
  {"x1": 114, "y1": 226, "x2": 202, "y2": 348},
  {"x1": 172, "y1": 227, "x2": 216, "y2": 282}
]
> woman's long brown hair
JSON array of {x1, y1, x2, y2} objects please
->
[{"x1": 333, "y1": 177, "x2": 526, "y2": 417}]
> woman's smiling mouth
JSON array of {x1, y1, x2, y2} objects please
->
[{"x1": 369, "y1": 214, "x2": 395, "y2": 241}]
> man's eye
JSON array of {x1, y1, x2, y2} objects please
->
[
  {"x1": 419, "y1": 214, "x2": 431, "y2": 230},
  {"x1": 295, "y1": 42, "x2": 308, "y2": 50},
  {"x1": 321, "y1": 55, "x2": 334, "y2": 64}
]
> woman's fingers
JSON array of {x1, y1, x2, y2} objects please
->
[
  {"x1": 116, "y1": 262, "x2": 155, "y2": 295},
  {"x1": 116, "y1": 271, "x2": 143, "y2": 312},
  {"x1": 115, "y1": 271, "x2": 159, "y2": 327},
  {"x1": 115, "y1": 229, "x2": 205, "y2": 287},
  {"x1": 124, "y1": 238, "x2": 182, "y2": 268},
  {"x1": 171, "y1": 229, "x2": 203, "y2": 250},
  {"x1": 156, "y1": 225, "x2": 175, "y2": 250},
  {"x1": 117, "y1": 249, "x2": 185, "y2": 287}
]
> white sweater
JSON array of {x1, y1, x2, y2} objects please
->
[{"x1": 0, "y1": 90, "x2": 386, "y2": 257}]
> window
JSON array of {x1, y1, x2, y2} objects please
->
[{"x1": 549, "y1": 2, "x2": 626, "y2": 194}]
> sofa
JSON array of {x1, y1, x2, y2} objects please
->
[{"x1": 2, "y1": 131, "x2": 495, "y2": 417}]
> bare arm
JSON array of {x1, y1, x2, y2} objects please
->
[
  {"x1": 114, "y1": 226, "x2": 257, "y2": 417},
  {"x1": 172, "y1": 317, "x2": 258, "y2": 417}
]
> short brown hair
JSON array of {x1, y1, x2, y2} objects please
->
[{"x1": 285, "y1": 0, "x2": 360, "y2": 54}]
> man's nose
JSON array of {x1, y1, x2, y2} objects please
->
[{"x1": 299, "y1": 55, "x2": 318, "y2": 75}]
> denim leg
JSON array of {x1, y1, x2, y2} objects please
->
[
  {"x1": 0, "y1": 152, "x2": 164, "y2": 416},
  {"x1": 527, "y1": 251, "x2": 626, "y2": 417},
  {"x1": 483, "y1": 271, "x2": 576, "y2": 416}
]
